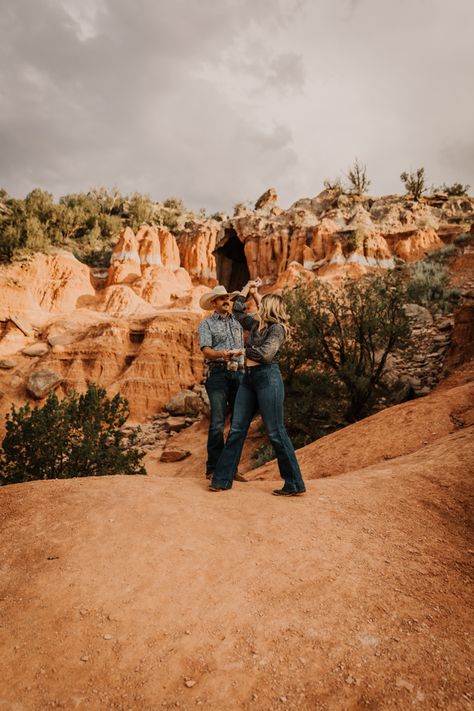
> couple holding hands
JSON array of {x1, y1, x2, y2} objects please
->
[{"x1": 198, "y1": 278, "x2": 306, "y2": 496}]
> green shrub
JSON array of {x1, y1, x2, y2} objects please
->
[
  {"x1": 426, "y1": 244, "x2": 457, "y2": 262},
  {"x1": 0, "y1": 385, "x2": 146, "y2": 485},
  {"x1": 453, "y1": 233, "x2": 472, "y2": 246},
  {"x1": 437, "y1": 182, "x2": 470, "y2": 197},
  {"x1": 406, "y1": 261, "x2": 461, "y2": 311}
]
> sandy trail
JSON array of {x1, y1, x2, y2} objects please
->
[{"x1": 1, "y1": 422, "x2": 473, "y2": 711}]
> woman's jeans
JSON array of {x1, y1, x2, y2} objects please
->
[
  {"x1": 211, "y1": 363, "x2": 305, "y2": 492},
  {"x1": 205, "y1": 367, "x2": 244, "y2": 475}
]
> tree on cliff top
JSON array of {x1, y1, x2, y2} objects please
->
[
  {"x1": 346, "y1": 158, "x2": 371, "y2": 195},
  {"x1": 400, "y1": 168, "x2": 427, "y2": 201},
  {"x1": 0, "y1": 385, "x2": 146, "y2": 485},
  {"x1": 280, "y1": 273, "x2": 410, "y2": 441}
]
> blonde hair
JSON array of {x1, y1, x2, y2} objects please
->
[{"x1": 257, "y1": 294, "x2": 290, "y2": 335}]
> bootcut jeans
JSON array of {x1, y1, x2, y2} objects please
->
[
  {"x1": 205, "y1": 367, "x2": 244, "y2": 475},
  {"x1": 211, "y1": 363, "x2": 306, "y2": 492}
]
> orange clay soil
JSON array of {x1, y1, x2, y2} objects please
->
[{"x1": 0, "y1": 366, "x2": 473, "y2": 711}]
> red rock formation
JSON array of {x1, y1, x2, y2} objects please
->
[
  {"x1": 107, "y1": 227, "x2": 141, "y2": 285},
  {"x1": 175, "y1": 220, "x2": 219, "y2": 285}
]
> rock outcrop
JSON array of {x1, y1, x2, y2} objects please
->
[{"x1": 172, "y1": 189, "x2": 474, "y2": 291}]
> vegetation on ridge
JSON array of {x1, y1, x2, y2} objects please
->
[{"x1": 0, "y1": 187, "x2": 198, "y2": 265}]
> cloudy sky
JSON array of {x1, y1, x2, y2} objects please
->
[{"x1": 1, "y1": 0, "x2": 473, "y2": 211}]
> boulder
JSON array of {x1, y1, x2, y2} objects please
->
[
  {"x1": 0, "y1": 359, "x2": 15, "y2": 369},
  {"x1": 165, "y1": 389, "x2": 203, "y2": 416},
  {"x1": 255, "y1": 187, "x2": 278, "y2": 211},
  {"x1": 22, "y1": 342, "x2": 49, "y2": 357},
  {"x1": 160, "y1": 448, "x2": 191, "y2": 463},
  {"x1": 27, "y1": 370, "x2": 63, "y2": 399}
]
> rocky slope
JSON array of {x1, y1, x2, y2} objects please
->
[{"x1": 1, "y1": 366, "x2": 472, "y2": 711}]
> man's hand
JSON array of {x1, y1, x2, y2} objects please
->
[{"x1": 228, "y1": 348, "x2": 244, "y2": 357}]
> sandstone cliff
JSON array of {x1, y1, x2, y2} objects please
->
[{"x1": 0, "y1": 189, "x2": 472, "y2": 427}]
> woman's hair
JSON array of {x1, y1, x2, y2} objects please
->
[{"x1": 257, "y1": 294, "x2": 290, "y2": 335}]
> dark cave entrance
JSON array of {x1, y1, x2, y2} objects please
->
[{"x1": 215, "y1": 228, "x2": 250, "y2": 292}]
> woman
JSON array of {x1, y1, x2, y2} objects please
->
[{"x1": 209, "y1": 278, "x2": 306, "y2": 496}]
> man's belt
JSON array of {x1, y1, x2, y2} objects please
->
[{"x1": 207, "y1": 362, "x2": 244, "y2": 371}]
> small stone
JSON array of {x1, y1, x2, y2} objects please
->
[
  {"x1": 396, "y1": 678, "x2": 414, "y2": 692},
  {"x1": 345, "y1": 675, "x2": 357, "y2": 685},
  {"x1": 166, "y1": 416, "x2": 189, "y2": 432},
  {"x1": 103, "y1": 634, "x2": 113, "y2": 640},
  {"x1": 80, "y1": 655, "x2": 89, "y2": 662},
  {"x1": 184, "y1": 679, "x2": 196, "y2": 688},
  {"x1": 279, "y1": 696, "x2": 288, "y2": 703}
]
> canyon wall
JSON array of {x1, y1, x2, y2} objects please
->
[{"x1": 0, "y1": 189, "x2": 472, "y2": 426}]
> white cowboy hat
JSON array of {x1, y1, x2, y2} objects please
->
[{"x1": 199, "y1": 285, "x2": 240, "y2": 311}]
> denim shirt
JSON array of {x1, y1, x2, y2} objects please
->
[
  {"x1": 232, "y1": 295, "x2": 286, "y2": 364},
  {"x1": 198, "y1": 311, "x2": 244, "y2": 366}
]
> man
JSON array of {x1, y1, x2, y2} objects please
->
[{"x1": 198, "y1": 285, "x2": 247, "y2": 481}]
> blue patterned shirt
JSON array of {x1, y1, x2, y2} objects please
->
[{"x1": 198, "y1": 312, "x2": 244, "y2": 366}]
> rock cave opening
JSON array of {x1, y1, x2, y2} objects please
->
[{"x1": 215, "y1": 228, "x2": 250, "y2": 292}]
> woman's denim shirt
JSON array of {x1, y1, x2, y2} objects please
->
[{"x1": 232, "y1": 295, "x2": 285, "y2": 364}]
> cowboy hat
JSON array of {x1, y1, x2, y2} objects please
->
[{"x1": 199, "y1": 285, "x2": 240, "y2": 311}]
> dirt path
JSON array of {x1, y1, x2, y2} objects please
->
[{"x1": 1, "y1": 422, "x2": 473, "y2": 710}]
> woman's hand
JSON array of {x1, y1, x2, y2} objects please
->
[{"x1": 247, "y1": 277, "x2": 262, "y2": 295}]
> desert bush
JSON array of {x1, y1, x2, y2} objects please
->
[
  {"x1": 437, "y1": 182, "x2": 470, "y2": 197},
  {"x1": 0, "y1": 385, "x2": 146, "y2": 485},
  {"x1": 426, "y1": 244, "x2": 457, "y2": 262},
  {"x1": 281, "y1": 272, "x2": 410, "y2": 430},
  {"x1": 400, "y1": 168, "x2": 426, "y2": 201},
  {"x1": 323, "y1": 178, "x2": 344, "y2": 193},
  {"x1": 346, "y1": 159, "x2": 370, "y2": 195},
  {"x1": 453, "y1": 233, "x2": 471, "y2": 246},
  {"x1": 407, "y1": 261, "x2": 461, "y2": 312}
]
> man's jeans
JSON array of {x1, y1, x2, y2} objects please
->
[
  {"x1": 211, "y1": 363, "x2": 305, "y2": 492},
  {"x1": 205, "y1": 367, "x2": 244, "y2": 474}
]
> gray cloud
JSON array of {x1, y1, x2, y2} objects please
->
[{"x1": 0, "y1": 0, "x2": 473, "y2": 211}]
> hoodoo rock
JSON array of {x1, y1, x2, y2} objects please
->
[
  {"x1": 107, "y1": 227, "x2": 141, "y2": 285},
  {"x1": 137, "y1": 225, "x2": 162, "y2": 267},
  {"x1": 158, "y1": 227, "x2": 181, "y2": 270},
  {"x1": 176, "y1": 219, "x2": 219, "y2": 285}
]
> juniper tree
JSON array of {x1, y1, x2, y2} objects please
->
[
  {"x1": 280, "y1": 272, "x2": 410, "y2": 439},
  {"x1": 1, "y1": 385, "x2": 146, "y2": 485}
]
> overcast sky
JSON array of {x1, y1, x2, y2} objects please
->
[{"x1": 1, "y1": 0, "x2": 473, "y2": 211}]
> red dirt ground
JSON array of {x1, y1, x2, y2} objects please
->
[{"x1": 1, "y1": 366, "x2": 473, "y2": 711}]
